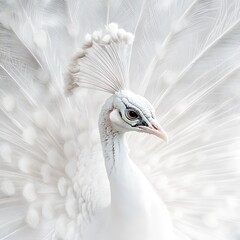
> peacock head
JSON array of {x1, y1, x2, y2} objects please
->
[
  {"x1": 65, "y1": 24, "x2": 168, "y2": 142},
  {"x1": 107, "y1": 90, "x2": 168, "y2": 142}
]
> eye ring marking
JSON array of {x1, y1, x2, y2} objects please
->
[{"x1": 125, "y1": 108, "x2": 139, "y2": 121}]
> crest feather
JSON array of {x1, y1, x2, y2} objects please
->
[{"x1": 65, "y1": 23, "x2": 134, "y2": 94}]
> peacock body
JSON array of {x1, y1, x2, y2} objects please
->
[{"x1": 0, "y1": 0, "x2": 240, "y2": 240}]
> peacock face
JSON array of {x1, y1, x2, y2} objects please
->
[{"x1": 109, "y1": 90, "x2": 168, "y2": 142}]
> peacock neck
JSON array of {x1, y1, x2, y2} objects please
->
[
  {"x1": 98, "y1": 97, "x2": 131, "y2": 178},
  {"x1": 99, "y1": 100, "x2": 142, "y2": 220}
]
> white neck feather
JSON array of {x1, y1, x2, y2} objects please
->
[
  {"x1": 98, "y1": 96, "x2": 148, "y2": 225},
  {"x1": 98, "y1": 97, "x2": 130, "y2": 178}
]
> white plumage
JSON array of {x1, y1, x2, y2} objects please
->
[{"x1": 0, "y1": 0, "x2": 240, "y2": 240}]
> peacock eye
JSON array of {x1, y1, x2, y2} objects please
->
[{"x1": 125, "y1": 108, "x2": 139, "y2": 120}]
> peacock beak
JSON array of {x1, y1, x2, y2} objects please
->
[{"x1": 139, "y1": 119, "x2": 168, "y2": 142}]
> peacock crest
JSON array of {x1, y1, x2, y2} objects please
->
[{"x1": 66, "y1": 23, "x2": 134, "y2": 94}]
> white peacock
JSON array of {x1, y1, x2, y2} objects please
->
[{"x1": 0, "y1": 1, "x2": 240, "y2": 240}]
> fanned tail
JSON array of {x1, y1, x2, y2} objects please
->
[
  {"x1": 0, "y1": 2, "x2": 108, "y2": 239},
  {"x1": 127, "y1": 0, "x2": 240, "y2": 239}
]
